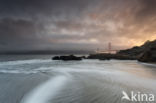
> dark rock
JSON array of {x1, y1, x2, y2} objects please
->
[
  {"x1": 87, "y1": 53, "x2": 136, "y2": 60},
  {"x1": 52, "y1": 55, "x2": 82, "y2": 61},
  {"x1": 117, "y1": 46, "x2": 143, "y2": 57},
  {"x1": 81, "y1": 56, "x2": 86, "y2": 59},
  {"x1": 52, "y1": 40, "x2": 156, "y2": 62},
  {"x1": 52, "y1": 56, "x2": 60, "y2": 60},
  {"x1": 116, "y1": 39, "x2": 156, "y2": 63},
  {"x1": 117, "y1": 40, "x2": 156, "y2": 57},
  {"x1": 138, "y1": 47, "x2": 156, "y2": 63}
]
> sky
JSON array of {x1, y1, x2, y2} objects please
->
[{"x1": 0, "y1": 0, "x2": 156, "y2": 52}]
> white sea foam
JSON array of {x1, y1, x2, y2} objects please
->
[{"x1": 20, "y1": 76, "x2": 68, "y2": 103}]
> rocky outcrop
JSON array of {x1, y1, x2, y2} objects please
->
[
  {"x1": 52, "y1": 40, "x2": 156, "y2": 62},
  {"x1": 117, "y1": 40, "x2": 156, "y2": 57},
  {"x1": 138, "y1": 47, "x2": 156, "y2": 63},
  {"x1": 117, "y1": 40, "x2": 156, "y2": 63},
  {"x1": 52, "y1": 56, "x2": 60, "y2": 60},
  {"x1": 52, "y1": 55, "x2": 84, "y2": 61},
  {"x1": 87, "y1": 53, "x2": 136, "y2": 60},
  {"x1": 87, "y1": 40, "x2": 156, "y2": 62},
  {"x1": 117, "y1": 46, "x2": 143, "y2": 57}
]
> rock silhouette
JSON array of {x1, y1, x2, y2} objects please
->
[
  {"x1": 52, "y1": 40, "x2": 156, "y2": 63},
  {"x1": 52, "y1": 55, "x2": 83, "y2": 61},
  {"x1": 87, "y1": 53, "x2": 136, "y2": 60},
  {"x1": 138, "y1": 47, "x2": 156, "y2": 63}
]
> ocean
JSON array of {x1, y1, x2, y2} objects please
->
[{"x1": 0, "y1": 55, "x2": 156, "y2": 103}]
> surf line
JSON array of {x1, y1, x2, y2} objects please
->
[{"x1": 20, "y1": 76, "x2": 68, "y2": 103}]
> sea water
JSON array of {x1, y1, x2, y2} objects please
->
[{"x1": 0, "y1": 55, "x2": 156, "y2": 103}]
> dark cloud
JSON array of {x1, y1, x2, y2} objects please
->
[
  {"x1": 0, "y1": 0, "x2": 95, "y2": 19},
  {"x1": 0, "y1": 0, "x2": 156, "y2": 52},
  {"x1": 137, "y1": 0, "x2": 156, "y2": 18},
  {"x1": 0, "y1": 18, "x2": 45, "y2": 51}
]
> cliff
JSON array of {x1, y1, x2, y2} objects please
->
[{"x1": 118, "y1": 40, "x2": 156, "y2": 62}]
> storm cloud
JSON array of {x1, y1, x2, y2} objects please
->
[{"x1": 0, "y1": 0, "x2": 156, "y2": 52}]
